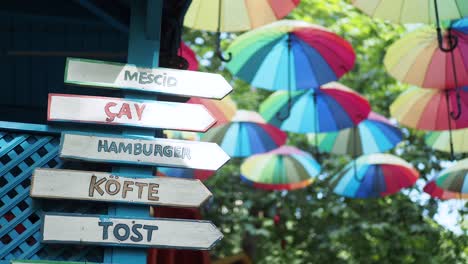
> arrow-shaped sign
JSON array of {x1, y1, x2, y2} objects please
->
[
  {"x1": 64, "y1": 57, "x2": 232, "y2": 99},
  {"x1": 42, "y1": 213, "x2": 223, "y2": 250},
  {"x1": 59, "y1": 133, "x2": 230, "y2": 171},
  {"x1": 48, "y1": 94, "x2": 216, "y2": 132},
  {"x1": 31, "y1": 168, "x2": 212, "y2": 208}
]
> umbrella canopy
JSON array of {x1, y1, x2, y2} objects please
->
[
  {"x1": 240, "y1": 146, "x2": 321, "y2": 191},
  {"x1": 156, "y1": 167, "x2": 214, "y2": 181},
  {"x1": 350, "y1": 0, "x2": 467, "y2": 24},
  {"x1": 307, "y1": 112, "x2": 403, "y2": 156},
  {"x1": 179, "y1": 42, "x2": 199, "y2": 71},
  {"x1": 226, "y1": 20, "x2": 355, "y2": 91},
  {"x1": 187, "y1": 96, "x2": 237, "y2": 126},
  {"x1": 425, "y1": 128, "x2": 468, "y2": 154},
  {"x1": 435, "y1": 158, "x2": 468, "y2": 193},
  {"x1": 184, "y1": 0, "x2": 300, "y2": 32},
  {"x1": 384, "y1": 27, "x2": 468, "y2": 90},
  {"x1": 390, "y1": 86, "x2": 468, "y2": 131},
  {"x1": 331, "y1": 153, "x2": 419, "y2": 198},
  {"x1": 260, "y1": 82, "x2": 371, "y2": 133},
  {"x1": 201, "y1": 110, "x2": 288, "y2": 157},
  {"x1": 424, "y1": 177, "x2": 468, "y2": 199}
]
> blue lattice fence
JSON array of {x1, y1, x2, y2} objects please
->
[{"x1": 0, "y1": 127, "x2": 105, "y2": 263}]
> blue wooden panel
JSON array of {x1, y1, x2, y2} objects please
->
[{"x1": 0, "y1": 127, "x2": 106, "y2": 262}]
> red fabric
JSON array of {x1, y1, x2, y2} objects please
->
[{"x1": 147, "y1": 207, "x2": 211, "y2": 264}]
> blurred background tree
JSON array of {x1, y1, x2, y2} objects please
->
[{"x1": 182, "y1": 0, "x2": 468, "y2": 263}]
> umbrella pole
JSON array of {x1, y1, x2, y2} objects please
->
[
  {"x1": 433, "y1": 0, "x2": 462, "y2": 119},
  {"x1": 215, "y1": 0, "x2": 232, "y2": 62},
  {"x1": 276, "y1": 33, "x2": 292, "y2": 121},
  {"x1": 444, "y1": 90, "x2": 455, "y2": 160},
  {"x1": 313, "y1": 93, "x2": 320, "y2": 160}
]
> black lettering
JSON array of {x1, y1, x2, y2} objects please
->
[
  {"x1": 143, "y1": 225, "x2": 158, "y2": 242},
  {"x1": 118, "y1": 143, "x2": 132, "y2": 154},
  {"x1": 124, "y1": 70, "x2": 138, "y2": 81},
  {"x1": 131, "y1": 224, "x2": 143, "y2": 242},
  {"x1": 97, "y1": 140, "x2": 108, "y2": 153},
  {"x1": 99, "y1": 221, "x2": 113, "y2": 240},
  {"x1": 114, "y1": 223, "x2": 130, "y2": 241}
]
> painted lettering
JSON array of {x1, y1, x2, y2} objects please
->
[
  {"x1": 97, "y1": 140, "x2": 108, "y2": 152},
  {"x1": 87, "y1": 175, "x2": 160, "y2": 201},
  {"x1": 105, "y1": 102, "x2": 118, "y2": 122},
  {"x1": 117, "y1": 103, "x2": 132, "y2": 120},
  {"x1": 148, "y1": 183, "x2": 159, "y2": 201},
  {"x1": 118, "y1": 143, "x2": 132, "y2": 154},
  {"x1": 89, "y1": 175, "x2": 106, "y2": 197},
  {"x1": 134, "y1": 104, "x2": 146, "y2": 120},
  {"x1": 122, "y1": 70, "x2": 177, "y2": 87},
  {"x1": 99, "y1": 221, "x2": 158, "y2": 242},
  {"x1": 95, "y1": 140, "x2": 192, "y2": 160},
  {"x1": 124, "y1": 70, "x2": 138, "y2": 82}
]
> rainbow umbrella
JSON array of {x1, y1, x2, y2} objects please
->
[
  {"x1": 240, "y1": 146, "x2": 321, "y2": 191},
  {"x1": 425, "y1": 128, "x2": 468, "y2": 154},
  {"x1": 384, "y1": 26, "x2": 468, "y2": 90},
  {"x1": 390, "y1": 86, "x2": 468, "y2": 158},
  {"x1": 226, "y1": 20, "x2": 355, "y2": 92},
  {"x1": 179, "y1": 42, "x2": 199, "y2": 71},
  {"x1": 187, "y1": 96, "x2": 237, "y2": 126},
  {"x1": 424, "y1": 177, "x2": 468, "y2": 199},
  {"x1": 390, "y1": 86, "x2": 468, "y2": 130},
  {"x1": 331, "y1": 153, "x2": 419, "y2": 198},
  {"x1": 260, "y1": 82, "x2": 371, "y2": 133},
  {"x1": 156, "y1": 167, "x2": 214, "y2": 181},
  {"x1": 350, "y1": 0, "x2": 467, "y2": 51},
  {"x1": 184, "y1": 0, "x2": 300, "y2": 61},
  {"x1": 201, "y1": 110, "x2": 287, "y2": 157},
  {"x1": 435, "y1": 158, "x2": 468, "y2": 193},
  {"x1": 350, "y1": 0, "x2": 467, "y2": 24},
  {"x1": 307, "y1": 112, "x2": 403, "y2": 156}
]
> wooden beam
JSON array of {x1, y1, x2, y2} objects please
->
[{"x1": 72, "y1": 0, "x2": 129, "y2": 33}]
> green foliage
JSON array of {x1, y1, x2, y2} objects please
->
[{"x1": 182, "y1": 0, "x2": 468, "y2": 263}]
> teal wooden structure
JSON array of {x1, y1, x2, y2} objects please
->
[{"x1": 0, "y1": 0, "x2": 191, "y2": 263}]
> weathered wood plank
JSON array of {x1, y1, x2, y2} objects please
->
[
  {"x1": 47, "y1": 93, "x2": 216, "y2": 132},
  {"x1": 42, "y1": 214, "x2": 223, "y2": 250},
  {"x1": 64, "y1": 58, "x2": 232, "y2": 99},
  {"x1": 59, "y1": 133, "x2": 230, "y2": 171},
  {"x1": 31, "y1": 168, "x2": 212, "y2": 207}
]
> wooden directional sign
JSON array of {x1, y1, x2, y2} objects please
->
[
  {"x1": 42, "y1": 214, "x2": 223, "y2": 250},
  {"x1": 59, "y1": 133, "x2": 230, "y2": 171},
  {"x1": 31, "y1": 168, "x2": 212, "y2": 208},
  {"x1": 47, "y1": 94, "x2": 216, "y2": 132},
  {"x1": 64, "y1": 58, "x2": 232, "y2": 99}
]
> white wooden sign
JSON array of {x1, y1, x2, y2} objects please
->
[
  {"x1": 47, "y1": 94, "x2": 216, "y2": 132},
  {"x1": 42, "y1": 214, "x2": 223, "y2": 250},
  {"x1": 59, "y1": 133, "x2": 230, "y2": 171},
  {"x1": 64, "y1": 58, "x2": 232, "y2": 99},
  {"x1": 31, "y1": 168, "x2": 212, "y2": 208}
]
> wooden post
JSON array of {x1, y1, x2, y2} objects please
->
[{"x1": 104, "y1": 0, "x2": 163, "y2": 263}]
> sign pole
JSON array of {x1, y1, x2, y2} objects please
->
[{"x1": 104, "y1": 0, "x2": 162, "y2": 263}]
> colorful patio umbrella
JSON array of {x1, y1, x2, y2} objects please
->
[
  {"x1": 156, "y1": 167, "x2": 214, "y2": 181},
  {"x1": 226, "y1": 20, "x2": 355, "y2": 91},
  {"x1": 350, "y1": 0, "x2": 467, "y2": 51},
  {"x1": 187, "y1": 96, "x2": 237, "y2": 126},
  {"x1": 184, "y1": 0, "x2": 300, "y2": 61},
  {"x1": 384, "y1": 26, "x2": 468, "y2": 90},
  {"x1": 307, "y1": 112, "x2": 403, "y2": 156},
  {"x1": 425, "y1": 128, "x2": 468, "y2": 154},
  {"x1": 260, "y1": 82, "x2": 371, "y2": 133},
  {"x1": 331, "y1": 153, "x2": 419, "y2": 198},
  {"x1": 179, "y1": 42, "x2": 199, "y2": 71},
  {"x1": 390, "y1": 86, "x2": 468, "y2": 157},
  {"x1": 201, "y1": 110, "x2": 288, "y2": 157},
  {"x1": 424, "y1": 177, "x2": 468, "y2": 199},
  {"x1": 435, "y1": 158, "x2": 468, "y2": 193},
  {"x1": 240, "y1": 146, "x2": 321, "y2": 191}
]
